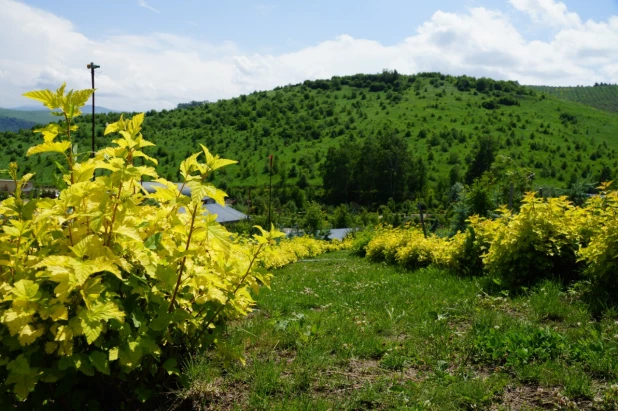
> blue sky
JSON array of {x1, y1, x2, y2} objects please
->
[
  {"x1": 2, "y1": 0, "x2": 618, "y2": 110},
  {"x1": 21, "y1": 0, "x2": 618, "y2": 53}
]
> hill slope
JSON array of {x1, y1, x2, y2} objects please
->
[
  {"x1": 0, "y1": 108, "x2": 56, "y2": 128},
  {"x1": 528, "y1": 85, "x2": 618, "y2": 113},
  {"x1": 0, "y1": 116, "x2": 37, "y2": 133},
  {"x1": 0, "y1": 106, "x2": 117, "y2": 132},
  {"x1": 1, "y1": 72, "x2": 618, "y2": 201}
]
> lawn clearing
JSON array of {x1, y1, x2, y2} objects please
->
[{"x1": 179, "y1": 252, "x2": 618, "y2": 410}]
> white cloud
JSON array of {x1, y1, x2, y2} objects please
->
[
  {"x1": 509, "y1": 0, "x2": 581, "y2": 28},
  {"x1": 0, "y1": 0, "x2": 616, "y2": 111},
  {"x1": 137, "y1": 0, "x2": 160, "y2": 14}
]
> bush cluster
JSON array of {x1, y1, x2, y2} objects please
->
[
  {"x1": 0, "y1": 84, "x2": 341, "y2": 408},
  {"x1": 260, "y1": 236, "x2": 351, "y2": 270},
  {"x1": 364, "y1": 187, "x2": 618, "y2": 300}
]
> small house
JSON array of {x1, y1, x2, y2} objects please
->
[
  {"x1": 0, "y1": 179, "x2": 33, "y2": 194},
  {"x1": 140, "y1": 182, "x2": 247, "y2": 225}
]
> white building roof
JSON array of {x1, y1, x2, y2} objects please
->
[{"x1": 141, "y1": 181, "x2": 247, "y2": 224}]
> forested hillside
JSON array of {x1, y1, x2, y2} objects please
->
[
  {"x1": 2, "y1": 72, "x2": 618, "y2": 208},
  {"x1": 0, "y1": 107, "x2": 56, "y2": 128},
  {"x1": 529, "y1": 84, "x2": 618, "y2": 113},
  {"x1": 0, "y1": 106, "x2": 116, "y2": 132},
  {"x1": 0, "y1": 116, "x2": 36, "y2": 132}
]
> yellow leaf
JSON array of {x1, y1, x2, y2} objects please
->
[
  {"x1": 1, "y1": 309, "x2": 34, "y2": 336},
  {"x1": 200, "y1": 144, "x2": 237, "y2": 171},
  {"x1": 69, "y1": 89, "x2": 95, "y2": 111},
  {"x1": 180, "y1": 153, "x2": 200, "y2": 179},
  {"x1": 52, "y1": 324, "x2": 74, "y2": 342},
  {"x1": 132, "y1": 150, "x2": 158, "y2": 165},
  {"x1": 11, "y1": 280, "x2": 40, "y2": 303},
  {"x1": 130, "y1": 113, "x2": 145, "y2": 132},
  {"x1": 27, "y1": 141, "x2": 71, "y2": 156},
  {"x1": 22, "y1": 83, "x2": 64, "y2": 109},
  {"x1": 34, "y1": 123, "x2": 63, "y2": 143},
  {"x1": 80, "y1": 277, "x2": 105, "y2": 309},
  {"x1": 78, "y1": 301, "x2": 125, "y2": 344},
  {"x1": 113, "y1": 225, "x2": 142, "y2": 243},
  {"x1": 105, "y1": 115, "x2": 126, "y2": 135},
  {"x1": 39, "y1": 303, "x2": 68, "y2": 321},
  {"x1": 18, "y1": 324, "x2": 44, "y2": 346},
  {"x1": 45, "y1": 342, "x2": 58, "y2": 354}
]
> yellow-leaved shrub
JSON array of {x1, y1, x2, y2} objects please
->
[
  {"x1": 0, "y1": 84, "x2": 288, "y2": 405},
  {"x1": 260, "y1": 236, "x2": 351, "y2": 270},
  {"x1": 577, "y1": 183, "x2": 618, "y2": 301},
  {"x1": 364, "y1": 188, "x2": 618, "y2": 300},
  {"x1": 366, "y1": 225, "x2": 467, "y2": 270},
  {"x1": 480, "y1": 194, "x2": 584, "y2": 287}
]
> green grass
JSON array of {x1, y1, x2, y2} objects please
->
[{"x1": 177, "y1": 252, "x2": 618, "y2": 410}]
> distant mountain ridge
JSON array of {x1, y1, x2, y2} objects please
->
[
  {"x1": 0, "y1": 106, "x2": 118, "y2": 132},
  {"x1": 8, "y1": 105, "x2": 116, "y2": 114}
]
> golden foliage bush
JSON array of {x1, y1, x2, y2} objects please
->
[
  {"x1": 0, "y1": 84, "x2": 300, "y2": 405},
  {"x1": 260, "y1": 236, "x2": 351, "y2": 270},
  {"x1": 365, "y1": 187, "x2": 618, "y2": 296},
  {"x1": 577, "y1": 183, "x2": 618, "y2": 300}
]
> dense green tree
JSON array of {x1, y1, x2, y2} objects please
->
[
  {"x1": 465, "y1": 135, "x2": 498, "y2": 184},
  {"x1": 302, "y1": 202, "x2": 325, "y2": 235},
  {"x1": 466, "y1": 176, "x2": 495, "y2": 217},
  {"x1": 321, "y1": 141, "x2": 360, "y2": 204},
  {"x1": 321, "y1": 128, "x2": 427, "y2": 205},
  {"x1": 374, "y1": 130, "x2": 411, "y2": 202},
  {"x1": 332, "y1": 204, "x2": 354, "y2": 228}
]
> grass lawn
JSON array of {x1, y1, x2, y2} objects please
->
[{"x1": 179, "y1": 252, "x2": 618, "y2": 410}]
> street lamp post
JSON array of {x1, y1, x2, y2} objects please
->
[{"x1": 86, "y1": 63, "x2": 100, "y2": 159}]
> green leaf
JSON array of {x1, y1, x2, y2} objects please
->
[
  {"x1": 6, "y1": 354, "x2": 30, "y2": 375},
  {"x1": 144, "y1": 232, "x2": 162, "y2": 250},
  {"x1": 135, "y1": 385, "x2": 154, "y2": 403},
  {"x1": 78, "y1": 302, "x2": 125, "y2": 344},
  {"x1": 149, "y1": 312, "x2": 173, "y2": 331},
  {"x1": 162, "y1": 358, "x2": 179, "y2": 375},
  {"x1": 130, "y1": 311, "x2": 142, "y2": 329},
  {"x1": 6, "y1": 370, "x2": 38, "y2": 400},
  {"x1": 89, "y1": 351, "x2": 110, "y2": 375},
  {"x1": 79, "y1": 316, "x2": 103, "y2": 345},
  {"x1": 119, "y1": 341, "x2": 142, "y2": 369}
]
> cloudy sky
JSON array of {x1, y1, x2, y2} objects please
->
[{"x1": 1, "y1": 0, "x2": 617, "y2": 111}]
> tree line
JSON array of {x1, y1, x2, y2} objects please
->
[{"x1": 320, "y1": 126, "x2": 427, "y2": 205}]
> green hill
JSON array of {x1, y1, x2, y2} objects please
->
[
  {"x1": 0, "y1": 108, "x2": 57, "y2": 127},
  {"x1": 0, "y1": 116, "x2": 37, "y2": 133},
  {"x1": 2, "y1": 72, "x2": 618, "y2": 205},
  {"x1": 0, "y1": 106, "x2": 117, "y2": 132},
  {"x1": 528, "y1": 84, "x2": 618, "y2": 113}
]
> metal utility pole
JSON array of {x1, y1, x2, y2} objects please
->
[
  {"x1": 268, "y1": 155, "x2": 273, "y2": 228},
  {"x1": 87, "y1": 62, "x2": 100, "y2": 159}
]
